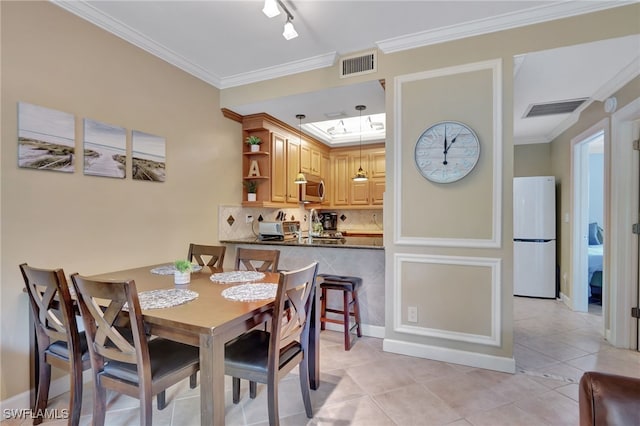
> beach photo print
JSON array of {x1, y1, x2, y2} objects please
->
[
  {"x1": 83, "y1": 118, "x2": 126, "y2": 178},
  {"x1": 132, "y1": 130, "x2": 166, "y2": 182},
  {"x1": 18, "y1": 102, "x2": 75, "y2": 172}
]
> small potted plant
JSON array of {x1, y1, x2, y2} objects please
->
[
  {"x1": 243, "y1": 180, "x2": 259, "y2": 202},
  {"x1": 174, "y1": 259, "x2": 192, "y2": 285},
  {"x1": 246, "y1": 135, "x2": 262, "y2": 152}
]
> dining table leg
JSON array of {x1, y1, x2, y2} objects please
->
[{"x1": 199, "y1": 333, "x2": 226, "y2": 425}]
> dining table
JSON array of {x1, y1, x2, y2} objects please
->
[{"x1": 86, "y1": 263, "x2": 321, "y2": 425}]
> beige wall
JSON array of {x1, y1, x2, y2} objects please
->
[
  {"x1": 1, "y1": 2, "x2": 240, "y2": 400},
  {"x1": 550, "y1": 76, "x2": 640, "y2": 300},
  {"x1": 514, "y1": 144, "x2": 552, "y2": 177}
]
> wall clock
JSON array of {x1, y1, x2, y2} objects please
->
[{"x1": 414, "y1": 121, "x2": 480, "y2": 184}]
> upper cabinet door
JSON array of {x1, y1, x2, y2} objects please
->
[
  {"x1": 270, "y1": 133, "x2": 287, "y2": 203},
  {"x1": 286, "y1": 140, "x2": 300, "y2": 203},
  {"x1": 369, "y1": 150, "x2": 386, "y2": 178}
]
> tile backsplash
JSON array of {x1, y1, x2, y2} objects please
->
[{"x1": 218, "y1": 205, "x2": 383, "y2": 240}]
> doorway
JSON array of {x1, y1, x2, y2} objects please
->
[{"x1": 571, "y1": 125, "x2": 606, "y2": 315}]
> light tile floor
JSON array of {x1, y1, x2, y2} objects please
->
[{"x1": 5, "y1": 297, "x2": 639, "y2": 425}]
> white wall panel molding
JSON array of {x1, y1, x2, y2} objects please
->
[
  {"x1": 393, "y1": 253, "x2": 502, "y2": 347},
  {"x1": 394, "y1": 59, "x2": 503, "y2": 248}
]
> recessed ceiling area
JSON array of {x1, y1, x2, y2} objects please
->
[{"x1": 230, "y1": 80, "x2": 386, "y2": 147}]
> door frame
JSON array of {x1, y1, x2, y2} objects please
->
[
  {"x1": 609, "y1": 97, "x2": 640, "y2": 348},
  {"x1": 570, "y1": 120, "x2": 608, "y2": 314}
]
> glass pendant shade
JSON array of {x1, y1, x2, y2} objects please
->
[
  {"x1": 294, "y1": 172, "x2": 307, "y2": 184},
  {"x1": 353, "y1": 167, "x2": 368, "y2": 182}
]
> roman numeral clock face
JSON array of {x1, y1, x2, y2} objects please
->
[{"x1": 414, "y1": 121, "x2": 480, "y2": 183}]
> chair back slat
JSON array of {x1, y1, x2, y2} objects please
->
[
  {"x1": 270, "y1": 263, "x2": 318, "y2": 363},
  {"x1": 188, "y1": 243, "x2": 226, "y2": 268},
  {"x1": 71, "y1": 275, "x2": 146, "y2": 366},
  {"x1": 20, "y1": 263, "x2": 76, "y2": 345},
  {"x1": 235, "y1": 248, "x2": 280, "y2": 272}
]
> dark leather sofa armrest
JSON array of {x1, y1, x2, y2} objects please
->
[{"x1": 579, "y1": 371, "x2": 640, "y2": 426}]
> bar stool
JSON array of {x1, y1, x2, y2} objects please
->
[{"x1": 318, "y1": 274, "x2": 362, "y2": 350}]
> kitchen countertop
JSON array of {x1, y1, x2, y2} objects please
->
[{"x1": 220, "y1": 235, "x2": 384, "y2": 250}]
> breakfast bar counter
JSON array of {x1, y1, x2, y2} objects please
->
[
  {"x1": 221, "y1": 236, "x2": 385, "y2": 333},
  {"x1": 220, "y1": 235, "x2": 384, "y2": 250}
]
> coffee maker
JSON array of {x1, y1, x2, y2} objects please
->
[{"x1": 320, "y1": 212, "x2": 338, "y2": 231}]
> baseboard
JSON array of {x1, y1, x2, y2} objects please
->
[
  {"x1": 322, "y1": 322, "x2": 385, "y2": 339},
  {"x1": 560, "y1": 292, "x2": 571, "y2": 308},
  {"x1": 382, "y1": 338, "x2": 516, "y2": 374},
  {"x1": 0, "y1": 370, "x2": 92, "y2": 413}
]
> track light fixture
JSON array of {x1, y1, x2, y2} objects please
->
[
  {"x1": 262, "y1": 0, "x2": 280, "y2": 18},
  {"x1": 262, "y1": 0, "x2": 298, "y2": 40},
  {"x1": 353, "y1": 105, "x2": 368, "y2": 182}
]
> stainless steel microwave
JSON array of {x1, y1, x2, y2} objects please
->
[{"x1": 299, "y1": 175, "x2": 325, "y2": 203}]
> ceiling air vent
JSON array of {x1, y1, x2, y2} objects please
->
[
  {"x1": 339, "y1": 51, "x2": 377, "y2": 78},
  {"x1": 524, "y1": 98, "x2": 589, "y2": 118}
]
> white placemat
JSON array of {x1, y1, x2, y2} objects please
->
[
  {"x1": 221, "y1": 283, "x2": 278, "y2": 302},
  {"x1": 150, "y1": 264, "x2": 203, "y2": 275},
  {"x1": 210, "y1": 271, "x2": 265, "y2": 284},
  {"x1": 124, "y1": 288, "x2": 199, "y2": 310}
]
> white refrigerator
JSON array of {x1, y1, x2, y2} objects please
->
[{"x1": 513, "y1": 176, "x2": 556, "y2": 298}]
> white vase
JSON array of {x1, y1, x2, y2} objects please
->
[
  {"x1": 247, "y1": 193, "x2": 257, "y2": 202},
  {"x1": 174, "y1": 271, "x2": 190, "y2": 285},
  {"x1": 250, "y1": 144, "x2": 260, "y2": 152}
]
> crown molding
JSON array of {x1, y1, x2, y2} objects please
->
[
  {"x1": 52, "y1": 0, "x2": 224, "y2": 87},
  {"x1": 376, "y1": 1, "x2": 634, "y2": 54},
  {"x1": 219, "y1": 52, "x2": 338, "y2": 89}
]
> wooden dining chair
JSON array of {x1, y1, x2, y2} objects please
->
[
  {"x1": 225, "y1": 262, "x2": 319, "y2": 425},
  {"x1": 187, "y1": 243, "x2": 226, "y2": 269},
  {"x1": 234, "y1": 247, "x2": 280, "y2": 272},
  {"x1": 20, "y1": 263, "x2": 91, "y2": 426},
  {"x1": 70, "y1": 274, "x2": 200, "y2": 426}
]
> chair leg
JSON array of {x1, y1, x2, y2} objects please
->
[
  {"x1": 267, "y1": 378, "x2": 280, "y2": 426},
  {"x1": 343, "y1": 290, "x2": 350, "y2": 350},
  {"x1": 232, "y1": 377, "x2": 240, "y2": 404},
  {"x1": 320, "y1": 287, "x2": 327, "y2": 331},
  {"x1": 352, "y1": 289, "x2": 362, "y2": 338},
  {"x1": 68, "y1": 361, "x2": 83, "y2": 426},
  {"x1": 140, "y1": 388, "x2": 153, "y2": 426},
  {"x1": 33, "y1": 360, "x2": 51, "y2": 425},
  {"x1": 249, "y1": 381, "x2": 257, "y2": 399},
  {"x1": 156, "y1": 391, "x2": 166, "y2": 410},
  {"x1": 298, "y1": 358, "x2": 313, "y2": 418},
  {"x1": 189, "y1": 372, "x2": 197, "y2": 389},
  {"x1": 93, "y1": 382, "x2": 107, "y2": 426}
]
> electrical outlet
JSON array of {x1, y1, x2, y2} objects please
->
[
  {"x1": 245, "y1": 215, "x2": 253, "y2": 223},
  {"x1": 407, "y1": 306, "x2": 418, "y2": 323}
]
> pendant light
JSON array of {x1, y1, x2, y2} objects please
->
[
  {"x1": 294, "y1": 114, "x2": 307, "y2": 184},
  {"x1": 353, "y1": 105, "x2": 368, "y2": 182}
]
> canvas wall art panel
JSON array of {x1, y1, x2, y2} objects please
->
[
  {"x1": 83, "y1": 118, "x2": 126, "y2": 178},
  {"x1": 18, "y1": 102, "x2": 75, "y2": 172},
  {"x1": 132, "y1": 130, "x2": 166, "y2": 182}
]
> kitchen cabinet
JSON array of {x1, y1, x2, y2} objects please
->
[
  {"x1": 330, "y1": 144, "x2": 385, "y2": 208},
  {"x1": 300, "y1": 141, "x2": 324, "y2": 177},
  {"x1": 332, "y1": 153, "x2": 350, "y2": 206},
  {"x1": 270, "y1": 133, "x2": 287, "y2": 203},
  {"x1": 239, "y1": 112, "x2": 382, "y2": 208},
  {"x1": 286, "y1": 140, "x2": 300, "y2": 203}
]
